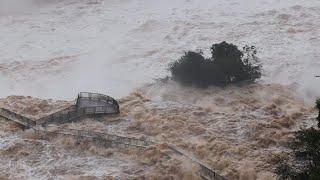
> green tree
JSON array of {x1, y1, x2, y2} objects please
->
[
  {"x1": 276, "y1": 99, "x2": 320, "y2": 179},
  {"x1": 169, "y1": 42, "x2": 261, "y2": 87}
]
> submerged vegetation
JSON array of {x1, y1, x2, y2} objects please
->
[
  {"x1": 169, "y1": 41, "x2": 261, "y2": 87},
  {"x1": 276, "y1": 99, "x2": 320, "y2": 180}
]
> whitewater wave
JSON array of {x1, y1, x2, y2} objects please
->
[
  {"x1": 0, "y1": 0, "x2": 319, "y2": 101},
  {"x1": 1, "y1": 81, "x2": 316, "y2": 179},
  {"x1": 1, "y1": 0, "x2": 320, "y2": 179},
  {"x1": 115, "y1": 81, "x2": 315, "y2": 179}
]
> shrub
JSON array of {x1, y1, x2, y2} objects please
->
[
  {"x1": 169, "y1": 41, "x2": 261, "y2": 87},
  {"x1": 276, "y1": 99, "x2": 320, "y2": 179},
  {"x1": 276, "y1": 128, "x2": 320, "y2": 180}
]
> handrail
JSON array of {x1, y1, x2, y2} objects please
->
[
  {"x1": 0, "y1": 108, "x2": 35, "y2": 127},
  {"x1": 37, "y1": 105, "x2": 77, "y2": 125},
  {"x1": 78, "y1": 92, "x2": 115, "y2": 103},
  {"x1": 33, "y1": 127, "x2": 151, "y2": 149},
  {"x1": 0, "y1": 93, "x2": 119, "y2": 128},
  {"x1": 167, "y1": 144, "x2": 226, "y2": 180},
  {"x1": 77, "y1": 92, "x2": 120, "y2": 113},
  {"x1": 0, "y1": 92, "x2": 225, "y2": 180}
]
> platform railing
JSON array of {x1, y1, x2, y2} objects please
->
[
  {"x1": 81, "y1": 106, "x2": 118, "y2": 115},
  {"x1": 0, "y1": 92, "x2": 225, "y2": 180},
  {"x1": 78, "y1": 92, "x2": 115, "y2": 104}
]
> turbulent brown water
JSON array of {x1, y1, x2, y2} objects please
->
[
  {"x1": 0, "y1": 81, "x2": 316, "y2": 179},
  {"x1": 0, "y1": 90, "x2": 198, "y2": 179},
  {"x1": 0, "y1": 1, "x2": 319, "y2": 179},
  {"x1": 117, "y1": 81, "x2": 315, "y2": 179}
]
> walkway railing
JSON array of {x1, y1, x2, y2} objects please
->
[
  {"x1": 80, "y1": 105, "x2": 118, "y2": 115},
  {"x1": 77, "y1": 92, "x2": 119, "y2": 110},
  {"x1": 33, "y1": 127, "x2": 153, "y2": 149},
  {"x1": 78, "y1": 92, "x2": 116, "y2": 103},
  {"x1": 33, "y1": 126, "x2": 225, "y2": 179},
  {"x1": 36, "y1": 105, "x2": 79, "y2": 126},
  {"x1": 0, "y1": 92, "x2": 225, "y2": 180},
  {"x1": 0, "y1": 108, "x2": 35, "y2": 127},
  {"x1": 167, "y1": 144, "x2": 226, "y2": 180},
  {"x1": 0, "y1": 92, "x2": 120, "y2": 127}
]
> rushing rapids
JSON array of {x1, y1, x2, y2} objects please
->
[
  {"x1": 0, "y1": 82, "x2": 317, "y2": 179},
  {"x1": 0, "y1": 92, "x2": 225, "y2": 179},
  {"x1": 0, "y1": 0, "x2": 319, "y2": 179}
]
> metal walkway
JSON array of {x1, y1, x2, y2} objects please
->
[
  {"x1": 34, "y1": 127, "x2": 153, "y2": 149},
  {"x1": 0, "y1": 92, "x2": 120, "y2": 128},
  {"x1": 168, "y1": 144, "x2": 225, "y2": 180},
  {"x1": 0, "y1": 92, "x2": 225, "y2": 180}
]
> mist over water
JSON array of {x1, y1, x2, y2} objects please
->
[
  {"x1": 0, "y1": 0, "x2": 319, "y2": 101},
  {"x1": 0, "y1": 0, "x2": 33, "y2": 14},
  {"x1": 1, "y1": 1, "x2": 320, "y2": 179}
]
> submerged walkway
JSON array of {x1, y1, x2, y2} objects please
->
[
  {"x1": 0, "y1": 92, "x2": 120, "y2": 128},
  {"x1": 0, "y1": 92, "x2": 225, "y2": 180}
]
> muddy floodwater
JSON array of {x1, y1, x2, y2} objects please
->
[
  {"x1": 0, "y1": 0, "x2": 319, "y2": 179},
  {"x1": 0, "y1": 81, "x2": 316, "y2": 179}
]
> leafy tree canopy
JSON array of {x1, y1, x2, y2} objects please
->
[{"x1": 169, "y1": 41, "x2": 261, "y2": 87}]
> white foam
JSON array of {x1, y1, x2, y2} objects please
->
[{"x1": 0, "y1": 0, "x2": 319, "y2": 101}]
